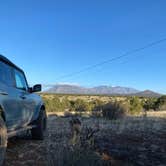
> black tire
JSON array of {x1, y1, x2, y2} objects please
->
[
  {"x1": 0, "y1": 116, "x2": 7, "y2": 166},
  {"x1": 31, "y1": 110, "x2": 47, "y2": 140}
]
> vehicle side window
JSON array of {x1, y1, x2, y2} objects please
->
[
  {"x1": 0, "y1": 61, "x2": 13, "y2": 86},
  {"x1": 14, "y1": 70, "x2": 28, "y2": 91}
]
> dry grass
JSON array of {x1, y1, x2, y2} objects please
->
[
  {"x1": 147, "y1": 110, "x2": 166, "y2": 117},
  {"x1": 5, "y1": 110, "x2": 166, "y2": 166},
  {"x1": 47, "y1": 111, "x2": 166, "y2": 165}
]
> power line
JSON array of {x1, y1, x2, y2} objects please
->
[{"x1": 56, "y1": 37, "x2": 166, "y2": 81}]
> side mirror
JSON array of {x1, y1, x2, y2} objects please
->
[{"x1": 32, "y1": 84, "x2": 42, "y2": 92}]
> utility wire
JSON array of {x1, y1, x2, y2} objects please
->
[{"x1": 56, "y1": 37, "x2": 166, "y2": 81}]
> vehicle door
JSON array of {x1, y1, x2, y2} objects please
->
[
  {"x1": 13, "y1": 69, "x2": 36, "y2": 127},
  {"x1": 0, "y1": 61, "x2": 21, "y2": 130}
]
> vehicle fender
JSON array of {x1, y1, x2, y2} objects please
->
[{"x1": 31, "y1": 101, "x2": 46, "y2": 122}]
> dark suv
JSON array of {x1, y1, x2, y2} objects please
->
[{"x1": 0, "y1": 55, "x2": 47, "y2": 165}]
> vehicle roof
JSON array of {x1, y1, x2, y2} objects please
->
[{"x1": 0, "y1": 54, "x2": 24, "y2": 73}]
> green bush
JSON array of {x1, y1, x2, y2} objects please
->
[
  {"x1": 92, "y1": 99, "x2": 105, "y2": 117},
  {"x1": 72, "y1": 99, "x2": 92, "y2": 112},
  {"x1": 102, "y1": 101, "x2": 128, "y2": 120},
  {"x1": 61, "y1": 97, "x2": 71, "y2": 111},
  {"x1": 43, "y1": 96, "x2": 71, "y2": 112},
  {"x1": 129, "y1": 97, "x2": 143, "y2": 115},
  {"x1": 142, "y1": 98, "x2": 157, "y2": 111},
  {"x1": 155, "y1": 96, "x2": 166, "y2": 111}
]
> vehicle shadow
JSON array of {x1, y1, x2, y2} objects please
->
[{"x1": 5, "y1": 130, "x2": 47, "y2": 166}]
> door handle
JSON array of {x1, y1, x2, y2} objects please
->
[{"x1": 0, "y1": 91, "x2": 8, "y2": 95}]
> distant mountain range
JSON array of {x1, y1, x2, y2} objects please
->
[
  {"x1": 43, "y1": 84, "x2": 162, "y2": 97},
  {"x1": 133, "y1": 90, "x2": 161, "y2": 97}
]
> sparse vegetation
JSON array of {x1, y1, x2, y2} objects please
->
[{"x1": 41, "y1": 94, "x2": 166, "y2": 119}]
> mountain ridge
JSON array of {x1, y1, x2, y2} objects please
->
[{"x1": 44, "y1": 84, "x2": 161, "y2": 97}]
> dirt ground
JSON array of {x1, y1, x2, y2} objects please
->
[
  {"x1": 4, "y1": 115, "x2": 71, "y2": 166},
  {"x1": 4, "y1": 114, "x2": 166, "y2": 166}
]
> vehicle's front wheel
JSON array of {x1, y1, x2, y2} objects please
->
[
  {"x1": 31, "y1": 110, "x2": 47, "y2": 140},
  {"x1": 0, "y1": 116, "x2": 7, "y2": 166}
]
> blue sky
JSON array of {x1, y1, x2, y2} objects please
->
[{"x1": 0, "y1": 0, "x2": 166, "y2": 93}]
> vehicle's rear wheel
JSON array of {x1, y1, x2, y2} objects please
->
[
  {"x1": 31, "y1": 110, "x2": 47, "y2": 140},
  {"x1": 0, "y1": 116, "x2": 7, "y2": 166}
]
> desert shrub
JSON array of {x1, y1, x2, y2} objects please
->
[
  {"x1": 102, "y1": 101, "x2": 128, "y2": 120},
  {"x1": 155, "y1": 95, "x2": 166, "y2": 110},
  {"x1": 91, "y1": 99, "x2": 105, "y2": 117},
  {"x1": 142, "y1": 98, "x2": 157, "y2": 111},
  {"x1": 92, "y1": 99, "x2": 104, "y2": 106},
  {"x1": 69, "y1": 100, "x2": 76, "y2": 112},
  {"x1": 61, "y1": 97, "x2": 72, "y2": 111},
  {"x1": 92, "y1": 106, "x2": 103, "y2": 117},
  {"x1": 73, "y1": 99, "x2": 92, "y2": 112},
  {"x1": 74, "y1": 99, "x2": 93, "y2": 112},
  {"x1": 47, "y1": 96, "x2": 62, "y2": 112},
  {"x1": 43, "y1": 96, "x2": 72, "y2": 112},
  {"x1": 129, "y1": 97, "x2": 143, "y2": 115}
]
